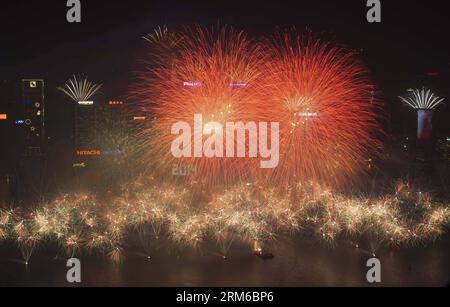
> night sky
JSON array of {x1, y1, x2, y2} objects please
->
[{"x1": 1, "y1": 0, "x2": 449, "y2": 140}]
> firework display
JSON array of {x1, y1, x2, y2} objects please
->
[
  {"x1": 254, "y1": 33, "x2": 380, "y2": 186},
  {"x1": 58, "y1": 75, "x2": 103, "y2": 104},
  {"x1": 400, "y1": 88, "x2": 445, "y2": 140},
  {"x1": 400, "y1": 88, "x2": 445, "y2": 110},
  {"x1": 2, "y1": 0, "x2": 450, "y2": 290},
  {"x1": 1, "y1": 27, "x2": 445, "y2": 268},
  {"x1": 0, "y1": 180, "x2": 448, "y2": 264},
  {"x1": 132, "y1": 27, "x2": 381, "y2": 188},
  {"x1": 133, "y1": 26, "x2": 269, "y2": 187}
]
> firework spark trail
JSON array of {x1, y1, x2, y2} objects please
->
[
  {"x1": 13, "y1": 219, "x2": 41, "y2": 265},
  {"x1": 143, "y1": 25, "x2": 171, "y2": 44},
  {"x1": 58, "y1": 75, "x2": 103, "y2": 103},
  {"x1": 254, "y1": 32, "x2": 381, "y2": 187},
  {"x1": 400, "y1": 88, "x2": 445, "y2": 110},
  {"x1": 0, "y1": 180, "x2": 449, "y2": 263},
  {"x1": 132, "y1": 27, "x2": 382, "y2": 188},
  {"x1": 132, "y1": 25, "x2": 267, "y2": 187}
]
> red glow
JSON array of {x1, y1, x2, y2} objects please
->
[
  {"x1": 77, "y1": 150, "x2": 101, "y2": 156},
  {"x1": 254, "y1": 33, "x2": 381, "y2": 186},
  {"x1": 132, "y1": 26, "x2": 381, "y2": 188},
  {"x1": 133, "y1": 26, "x2": 266, "y2": 187}
]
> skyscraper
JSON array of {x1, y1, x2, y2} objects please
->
[
  {"x1": 75, "y1": 102, "x2": 97, "y2": 150},
  {"x1": 20, "y1": 79, "x2": 45, "y2": 156}
]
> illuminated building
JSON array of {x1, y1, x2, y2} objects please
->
[
  {"x1": 399, "y1": 88, "x2": 444, "y2": 141},
  {"x1": 20, "y1": 79, "x2": 45, "y2": 156},
  {"x1": 75, "y1": 100, "x2": 97, "y2": 150},
  {"x1": 57, "y1": 75, "x2": 103, "y2": 154},
  {"x1": 417, "y1": 110, "x2": 434, "y2": 141},
  {"x1": 436, "y1": 136, "x2": 450, "y2": 164}
]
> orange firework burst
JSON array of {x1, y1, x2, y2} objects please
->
[
  {"x1": 132, "y1": 26, "x2": 381, "y2": 189},
  {"x1": 133, "y1": 25, "x2": 265, "y2": 188},
  {"x1": 254, "y1": 32, "x2": 381, "y2": 187}
]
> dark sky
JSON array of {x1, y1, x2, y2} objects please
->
[
  {"x1": 1, "y1": 0, "x2": 449, "y2": 78},
  {"x1": 0, "y1": 0, "x2": 449, "y2": 132}
]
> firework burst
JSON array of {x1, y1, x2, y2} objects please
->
[
  {"x1": 142, "y1": 25, "x2": 183, "y2": 49},
  {"x1": 400, "y1": 88, "x2": 445, "y2": 110},
  {"x1": 133, "y1": 25, "x2": 266, "y2": 187},
  {"x1": 58, "y1": 75, "x2": 102, "y2": 103},
  {"x1": 254, "y1": 32, "x2": 381, "y2": 187},
  {"x1": 0, "y1": 180, "x2": 449, "y2": 263}
]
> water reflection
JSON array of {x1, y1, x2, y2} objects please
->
[{"x1": 0, "y1": 235, "x2": 448, "y2": 287}]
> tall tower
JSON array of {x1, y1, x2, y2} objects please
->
[
  {"x1": 75, "y1": 101, "x2": 97, "y2": 150},
  {"x1": 20, "y1": 79, "x2": 45, "y2": 156},
  {"x1": 57, "y1": 75, "x2": 102, "y2": 156}
]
